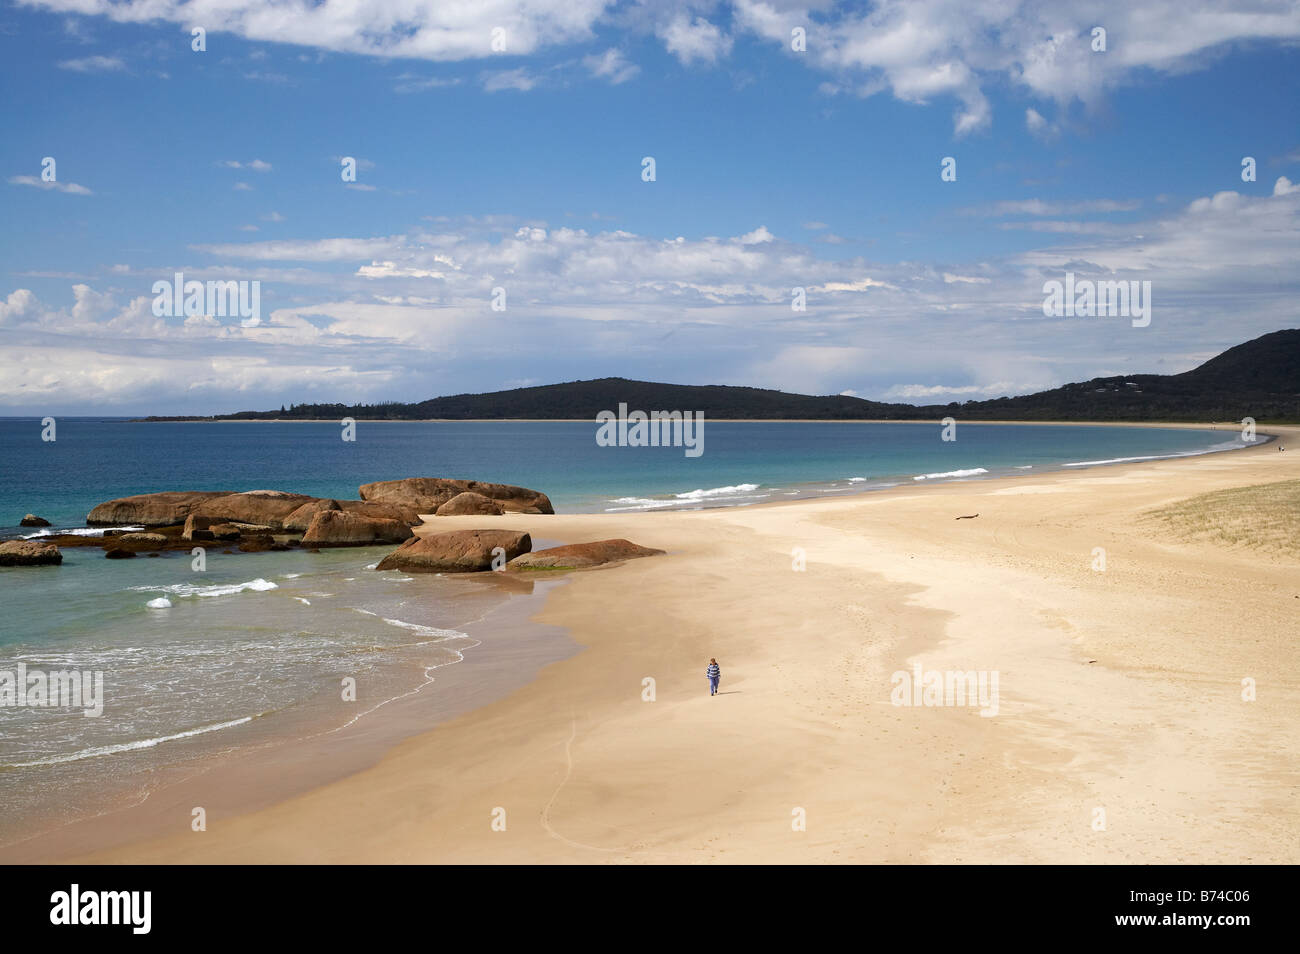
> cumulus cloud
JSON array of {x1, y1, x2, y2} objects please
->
[
  {"x1": 26, "y1": 0, "x2": 613, "y2": 61},
  {"x1": 658, "y1": 15, "x2": 733, "y2": 66},
  {"x1": 733, "y1": 0, "x2": 1300, "y2": 135},
  {"x1": 23, "y1": 1, "x2": 1300, "y2": 137},
  {"x1": 4, "y1": 185, "x2": 1299, "y2": 410}
]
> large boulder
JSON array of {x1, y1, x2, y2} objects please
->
[
  {"x1": 435, "y1": 491, "x2": 505, "y2": 516},
  {"x1": 301, "y1": 510, "x2": 414, "y2": 547},
  {"x1": 509, "y1": 539, "x2": 665, "y2": 570},
  {"x1": 0, "y1": 540, "x2": 62, "y2": 566},
  {"x1": 19, "y1": 514, "x2": 51, "y2": 527},
  {"x1": 282, "y1": 498, "x2": 342, "y2": 532},
  {"x1": 87, "y1": 491, "x2": 233, "y2": 527},
  {"x1": 191, "y1": 490, "x2": 318, "y2": 529},
  {"x1": 359, "y1": 478, "x2": 553, "y2": 515},
  {"x1": 282, "y1": 498, "x2": 420, "y2": 532},
  {"x1": 375, "y1": 529, "x2": 531, "y2": 573}
]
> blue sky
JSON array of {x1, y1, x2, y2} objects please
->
[{"x1": 2, "y1": 0, "x2": 1298, "y2": 414}]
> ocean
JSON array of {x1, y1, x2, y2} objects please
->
[{"x1": 0, "y1": 418, "x2": 1254, "y2": 846}]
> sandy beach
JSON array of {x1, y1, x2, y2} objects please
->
[{"x1": 45, "y1": 426, "x2": 1300, "y2": 864}]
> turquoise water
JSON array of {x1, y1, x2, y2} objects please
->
[{"x1": 0, "y1": 419, "x2": 1253, "y2": 843}]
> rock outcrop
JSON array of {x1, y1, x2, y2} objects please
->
[
  {"x1": 87, "y1": 491, "x2": 233, "y2": 527},
  {"x1": 360, "y1": 478, "x2": 553, "y2": 515},
  {"x1": 375, "y1": 529, "x2": 531, "y2": 573},
  {"x1": 435, "y1": 491, "x2": 505, "y2": 516},
  {"x1": 282, "y1": 498, "x2": 419, "y2": 531},
  {"x1": 301, "y1": 511, "x2": 414, "y2": 548},
  {"x1": 191, "y1": 491, "x2": 318, "y2": 529},
  {"x1": 508, "y1": 539, "x2": 665, "y2": 570},
  {"x1": 19, "y1": 514, "x2": 51, "y2": 527},
  {"x1": 0, "y1": 540, "x2": 63, "y2": 566}
]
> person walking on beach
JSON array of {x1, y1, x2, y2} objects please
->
[{"x1": 707, "y1": 658, "x2": 721, "y2": 696}]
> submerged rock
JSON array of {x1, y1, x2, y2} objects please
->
[
  {"x1": 117, "y1": 532, "x2": 169, "y2": 549},
  {"x1": 375, "y1": 529, "x2": 531, "y2": 573},
  {"x1": 509, "y1": 539, "x2": 665, "y2": 570}
]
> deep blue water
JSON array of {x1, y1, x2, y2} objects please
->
[{"x1": 0, "y1": 418, "x2": 1250, "y2": 529}]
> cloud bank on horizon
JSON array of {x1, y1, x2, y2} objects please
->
[{"x1": 3, "y1": 0, "x2": 1299, "y2": 414}]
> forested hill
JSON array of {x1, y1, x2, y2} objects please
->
[{"x1": 142, "y1": 329, "x2": 1300, "y2": 423}]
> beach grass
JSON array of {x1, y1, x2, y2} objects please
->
[{"x1": 1143, "y1": 478, "x2": 1300, "y2": 557}]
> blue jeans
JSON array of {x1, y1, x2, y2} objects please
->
[{"x1": 709, "y1": 676, "x2": 719, "y2": 695}]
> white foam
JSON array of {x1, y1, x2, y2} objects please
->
[
  {"x1": 295, "y1": 597, "x2": 311, "y2": 605},
  {"x1": 1062, "y1": 438, "x2": 1257, "y2": 469},
  {"x1": 1064, "y1": 454, "x2": 1168, "y2": 467},
  {"x1": 4, "y1": 715, "x2": 255, "y2": 768},
  {"x1": 380, "y1": 617, "x2": 469, "y2": 641},
  {"x1": 913, "y1": 468, "x2": 988, "y2": 481},
  {"x1": 21, "y1": 525, "x2": 143, "y2": 539},
  {"x1": 146, "y1": 597, "x2": 172, "y2": 609},
  {"x1": 674, "y1": 483, "x2": 761, "y2": 499},
  {"x1": 130, "y1": 578, "x2": 278, "y2": 599},
  {"x1": 605, "y1": 497, "x2": 676, "y2": 512}
]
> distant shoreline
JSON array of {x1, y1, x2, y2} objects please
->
[{"x1": 125, "y1": 417, "x2": 1289, "y2": 427}]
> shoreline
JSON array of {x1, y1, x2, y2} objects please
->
[
  {"x1": 0, "y1": 572, "x2": 578, "y2": 862},
  {"x1": 17, "y1": 421, "x2": 1294, "y2": 863}
]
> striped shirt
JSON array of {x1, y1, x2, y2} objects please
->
[{"x1": 706, "y1": 664, "x2": 720, "y2": 679}]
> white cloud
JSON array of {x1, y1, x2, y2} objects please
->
[
  {"x1": 27, "y1": 0, "x2": 614, "y2": 60},
  {"x1": 1274, "y1": 176, "x2": 1299, "y2": 197},
  {"x1": 23, "y1": 0, "x2": 1300, "y2": 136},
  {"x1": 482, "y1": 67, "x2": 541, "y2": 92},
  {"x1": 57, "y1": 54, "x2": 124, "y2": 72},
  {"x1": 8, "y1": 175, "x2": 92, "y2": 195},
  {"x1": 5, "y1": 184, "x2": 1299, "y2": 410},
  {"x1": 658, "y1": 15, "x2": 732, "y2": 66},
  {"x1": 392, "y1": 74, "x2": 462, "y2": 93},
  {"x1": 220, "y1": 159, "x2": 272, "y2": 171},
  {"x1": 734, "y1": 0, "x2": 1300, "y2": 135},
  {"x1": 583, "y1": 47, "x2": 639, "y2": 83},
  {"x1": 965, "y1": 198, "x2": 1142, "y2": 217}
]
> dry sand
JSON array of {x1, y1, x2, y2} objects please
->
[{"x1": 69, "y1": 427, "x2": 1300, "y2": 863}]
